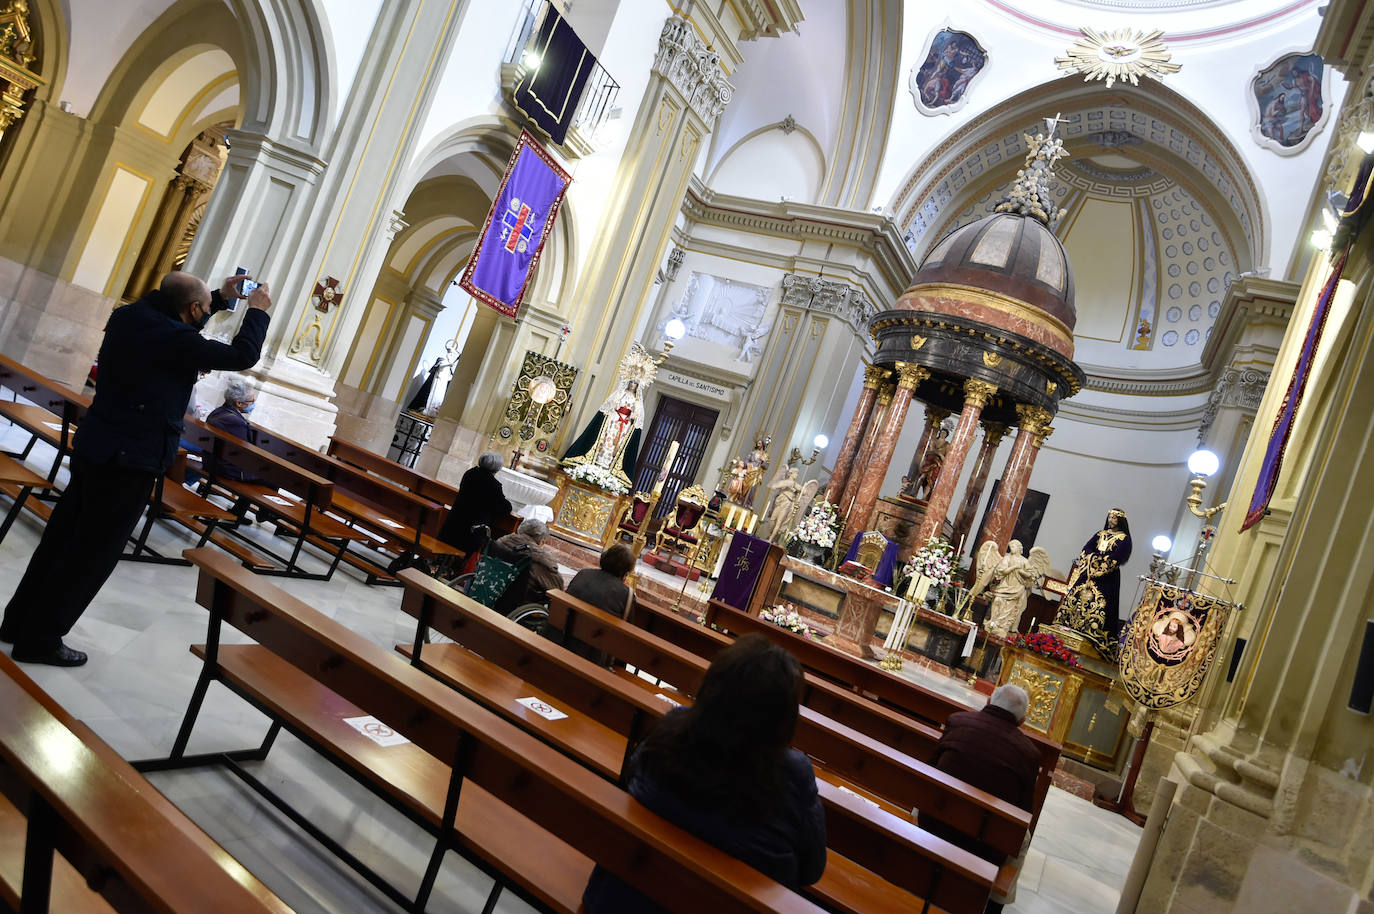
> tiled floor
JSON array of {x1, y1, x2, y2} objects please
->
[{"x1": 0, "y1": 423, "x2": 1141, "y2": 912}]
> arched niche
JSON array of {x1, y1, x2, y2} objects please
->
[{"x1": 708, "y1": 121, "x2": 827, "y2": 204}]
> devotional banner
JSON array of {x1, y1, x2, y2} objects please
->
[
  {"x1": 459, "y1": 131, "x2": 571, "y2": 320},
  {"x1": 1119, "y1": 582, "x2": 1233, "y2": 710},
  {"x1": 711, "y1": 532, "x2": 772, "y2": 610}
]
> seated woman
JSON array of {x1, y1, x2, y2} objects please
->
[
  {"x1": 566, "y1": 543, "x2": 636, "y2": 619},
  {"x1": 582, "y1": 634, "x2": 827, "y2": 912},
  {"x1": 437, "y1": 451, "x2": 513, "y2": 568},
  {"x1": 495, "y1": 518, "x2": 565, "y2": 600}
]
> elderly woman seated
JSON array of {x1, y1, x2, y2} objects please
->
[{"x1": 495, "y1": 518, "x2": 565, "y2": 599}]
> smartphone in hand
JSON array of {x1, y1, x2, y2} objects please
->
[{"x1": 233, "y1": 266, "x2": 259, "y2": 310}]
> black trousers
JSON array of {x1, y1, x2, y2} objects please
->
[{"x1": 1, "y1": 456, "x2": 156, "y2": 653}]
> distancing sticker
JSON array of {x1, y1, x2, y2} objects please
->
[
  {"x1": 515, "y1": 697, "x2": 568, "y2": 720},
  {"x1": 343, "y1": 715, "x2": 410, "y2": 747}
]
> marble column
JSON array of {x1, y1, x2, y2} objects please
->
[
  {"x1": 837, "y1": 382, "x2": 894, "y2": 518},
  {"x1": 897, "y1": 406, "x2": 951, "y2": 501},
  {"x1": 840, "y1": 363, "x2": 929, "y2": 548},
  {"x1": 951, "y1": 422, "x2": 1008, "y2": 547},
  {"x1": 914, "y1": 379, "x2": 998, "y2": 546},
  {"x1": 979, "y1": 404, "x2": 1053, "y2": 551},
  {"x1": 825, "y1": 365, "x2": 887, "y2": 504}
]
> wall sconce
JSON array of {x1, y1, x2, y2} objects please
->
[
  {"x1": 789, "y1": 433, "x2": 829, "y2": 466},
  {"x1": 1149, "y1": 534, "x2": 1174, "y2": 580},
  {"x1": 1186, "y1": 448, "x2": 1226, "y2": 520},
  {"x1": 655, "y1": 318, "x2": 686, "y2": 364}
]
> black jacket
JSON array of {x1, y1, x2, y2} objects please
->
[
  {"x1": 437, "y1": 465, "x2": 512, "y2": 552},
  {"x1": 74, "y1": 290, "x2": 269, "y2": 473},
  {"x1": 582, "y1": 731, "x2": 826, "y2": 912}
]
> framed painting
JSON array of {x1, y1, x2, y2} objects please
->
[
  {"x1": 1249, "y1": 51, "x2": 1327, "y2": 156},
  {"x1": 909, "y1": 25, "x2": 988, "y2": 117}
]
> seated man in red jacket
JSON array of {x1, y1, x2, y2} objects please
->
[{"x1": 920, "y1": 684, "x2": 1040, "y2": 913}]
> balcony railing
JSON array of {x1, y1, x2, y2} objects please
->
[{"x1": 503, "y1": 0, "x2": 620, "y2": 158}]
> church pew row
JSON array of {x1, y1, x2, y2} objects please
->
[
  {"x1": 0, "y1": 652, "x2": 294, "y2": 914},
  {"x1": 0, "y1": 353, "x2": 250, "y2": 558},
  {"x1": 156, "y1": 547, "x2": 828, "y2": 914},
  {"x1": 699, "y1": 598, "x2": 1062, "y2": 824},
  {"x1": 542, "y1": 588, "x2": 1025, "y2": 899},
  {"x1": 326, "y1": 436, "x2": 459, "y2": 511},
  {"x1": 398, "y1": 570, "x2": 1011, "y2": 914}
]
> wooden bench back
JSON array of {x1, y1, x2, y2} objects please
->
[
  {"x1": 551, "y1": 590, "x2": 952, "y2": 763},
  {"x1": 185, "y1": 548, "x2": 823, "y2": 914},
  {"x1": 181, "y1": 419, "x2": 334, "y2": 509},
  {"x1": 0, "y1": 653, "x2": 293, "y2": 914},
  {"x1": 405, "y1": 573, "x2": 1025, "y2": 863},
  {"x1": 702, "y1": 598, "x2": 1062, "y2": 817},
  {"x1": 253, "y1": 429, "x2": 441, "y2": 537},
  {"x1": 327, "y1": 437, "x2": 459, "y2": 506},
  {"x1": 0, "y1": 352, "x2": 92, "y2": 416}
]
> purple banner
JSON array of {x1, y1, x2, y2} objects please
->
[
  {"x1": 459, "y1": 131, "x2": 571, "y2": 319},
  {"x1": 711, "y1": 532, "x2": 772, "y2": 610}
]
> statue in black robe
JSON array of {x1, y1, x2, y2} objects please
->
[{"x1": 1056, "y1": 508, "x2": 1132, "y2": 660}]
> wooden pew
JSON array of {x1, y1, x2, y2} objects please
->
[
  {"x1": 399, "y1": 570, "x2": 1011, "y2": 914},
  {"x1": 154, "y1": 547, "x2": 829, "y2": 914},
  {"x1": 180, "y1": 420, "x2": 363, "y2": 579},
  {"x1": 700, "y1": 597, "x2": 1062, "y2": 824},
  {"x1": 0, "y1": 452, "x2": 54, "y2": 545},
  {"x1": 0, "y1": 653, "x2": 294, "y2": 914},
  {"x1": 326, "y1": 436, "x2": 459, "y2": 509},
  {"x1": 544, "y1": 588, "x2": 1030, "y2": 901}
]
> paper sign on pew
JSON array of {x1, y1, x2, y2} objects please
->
[
  {"x1": 515, "y1": 697, "x2": 568, "y2": 720},
  {"x1": 42, "y1": 421, "x2": 63, "y2": 431},
  {"x1": 343, "y1": 715, "x2": 411, "y2": 747}
]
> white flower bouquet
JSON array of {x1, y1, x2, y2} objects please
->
[
  {"x1": 565, "y1": 461, "x2": 630, "y2": 495},
  {"x1": 792, "y1": 501, "x2": 840, "y2": 549},
  {"x1": 903, "y1": 537, "x2": 957, "y2": 589},
  {"x1": 760, "y1": 603, "x2": 817, "y2": 640}
]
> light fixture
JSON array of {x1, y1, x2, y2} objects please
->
[
  {"x1": 528, "y1": 375, "x2": 557, "y2": 405},
  {"x1": 1359, "y1": 131, "x2": 1374, "y2": 154},
  {"x1": 655, "y1": 318, "x2": 686, "y2": 361},
  {"x1": 1151, "y1": 534, "x2": 1173, "y2": 553},
  {"x1": 1312, "y1": 228, "x2": 1334, "y2": 250},
  {"x1": 789, "y1": 433, "x2": 830, "y2": 467},
  {"x1": 1186, "y1": 449, "x2": 1226, "y2": 520},
  {"x1": 1322, "y1": 208, "x2": 1339, "y2": 233},
  {"x1": 1187, "y1": 449, "x2": 1220, "y2": 477},
  {"x1": 522, "y1": 50, "x2": 541, "y2": 70}
]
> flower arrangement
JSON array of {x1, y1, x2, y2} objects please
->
[
  {"x1": 565, "y1": 461, "x2": 630, "y2": 495},
  {"x1": 792, "y1": 501, "x2": 840, "y2": 549},
  {"x1": 760, "y1": 603, "x2": 817, "y2": 639},
  {"x1": 903, "y1": 537, "x2": 957, "y2": 590},
  {"x1": 1006, "y1": 631, "x2": 1080, "y2": 667}
]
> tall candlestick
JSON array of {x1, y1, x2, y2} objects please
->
[{"x1": 654, "y1": 440, "x2": 680, "y2": 495}]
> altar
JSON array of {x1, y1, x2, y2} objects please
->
[
  {"x1": 772, "y1": 555, "x2": 975, "y2": 665},
  {"x1": 546, "y1": 471, "x2": 628, "y2": 548}
]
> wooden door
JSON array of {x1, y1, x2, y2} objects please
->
[{"x1": 634, "y1": 396, "x2": 720, "y2": 516}]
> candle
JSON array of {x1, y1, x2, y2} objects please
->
[
  {"x1": 746, "y1": 513, "x2": 757, "y2": 534},
  {"x1": 653, "y1": 440, "x2": 680, "y2": 495}
]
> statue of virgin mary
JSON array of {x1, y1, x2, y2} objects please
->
[{"x1": 560, "y1": 343, "x2": 655, "y2": 488}]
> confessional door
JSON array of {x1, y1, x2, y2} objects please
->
[{"x1": 634, "y1": 395, "x2": 719, "y2": 517}]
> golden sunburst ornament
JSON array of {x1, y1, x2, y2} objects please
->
[{"x1": 1055, "y1": 27, "x2": 1180, "y2": 88}]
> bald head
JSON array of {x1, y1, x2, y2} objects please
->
[{"x1": 160, "y1": 271, "x2": 212, "y2": 325}]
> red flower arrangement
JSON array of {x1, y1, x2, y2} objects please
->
[{"x1": 1005, "y1": 632, "x2": 1080, "y2": 668}]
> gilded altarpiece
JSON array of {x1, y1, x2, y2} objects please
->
[
  {"x1": 1000, "y1": 647, "x2": 1129, "y2": 768},
  {"x1": 547, "y1": 471, "x2": 628, "y2": 548}
]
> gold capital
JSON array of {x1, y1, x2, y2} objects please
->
[
  {"x1": 983, "y1": 422, "x2": 1009, "y2": 447},
  {"x1": 895, "y1": 362, "x2": 930, "y2": 390},
  {"x1": 877, "y1": 383, "x2": 896, "y2": 407},
  {"x1": 1033, "y1": 425, "x2": 1054, "y2": 448},
  {"x1": 1015, "y1": 403, "x2": 1053, "y2": 436},
  {"x1": 963, "y1": 378, "x2": 998, "y2": 409},
  {"x1": 862, "y1": 365, "x2": 888, "y2": 389}
]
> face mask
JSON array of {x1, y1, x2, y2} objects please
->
[
  {"x1": 240, "y1": 403, "x2": 255, "y2": 414},
  {"x1": 193, "y1": 312, "x2": 211, "y2": 330}
]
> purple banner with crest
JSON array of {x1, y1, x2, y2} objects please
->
[
  {"x1": 711, "y1": 532, "x2": 772, "y2": 610},
  {"x1": 459, "y1": 131, "x2": 571, "y2": 319}
]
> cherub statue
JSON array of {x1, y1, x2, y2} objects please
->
[
  {"x1": 971, "y1": 539, "x2": 1052, "y2": 637},
  {"x1": 760, "y1": 466, "x2": 803, "y2": 540}
]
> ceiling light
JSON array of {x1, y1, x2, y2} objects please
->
[{"x1": 1311, "y1": 228, "x2": 1333, "y2": 250}]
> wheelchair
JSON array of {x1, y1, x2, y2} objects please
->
[{"x1": 443, "y1": 528, "x2": 550, "y2": 634}]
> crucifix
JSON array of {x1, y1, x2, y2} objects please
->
[{"x1": 1043, "y1": 112, "x2": 1069, "y2": 139}]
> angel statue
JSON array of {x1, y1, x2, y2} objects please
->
[
  {"x1": 760, "y1": 466, "x2": 803, "y2": 540},
  {"x1": 971, "y1": 539, "x2": 1052, "y2": 637}
]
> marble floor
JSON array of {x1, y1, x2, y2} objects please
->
[{"x1": 0, "y1": 423, "x2": 1142, "y2": 912}]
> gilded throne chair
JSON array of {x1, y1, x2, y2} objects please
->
[
  {"x1": 609, "y1": 490, "x2": 653, "y2": 548},
  {"x1": 654, "y1": 485, "x2": 708, "y2": 562}
]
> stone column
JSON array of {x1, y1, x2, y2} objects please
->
[
  {"x1": 837, "y1": 382, "x2": 893, "y2": 518},
  {"x1": 978, "y1": 404, "x2": 1052, "y2": 551},
  {"x1": 951, "y1": 422, "x2": 1008, "y2": 547},
  {"x1": 825, "y1": 365, "x2": 887, "y2": 504},
  {"x1": 897, "y1": 406, "x2": 951, "y2": 500},
  {"x1": 914, "y1": 379, "x2": 998, "y2": 546},
  {"x1": 840, "y1": 363, "x2": 928, "y2": 547}
]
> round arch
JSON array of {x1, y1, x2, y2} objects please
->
[{"x1": 887, "y1": 76, "x2": 1268, "y2": 272}]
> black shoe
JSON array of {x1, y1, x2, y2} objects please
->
[{"x1": 12, "y1": 643, "x2": 88, "y2": 667}]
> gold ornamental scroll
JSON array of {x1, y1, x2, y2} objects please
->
[{"x1": 1119, "y1": 582, "x2": 1234, "y2": 710}]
